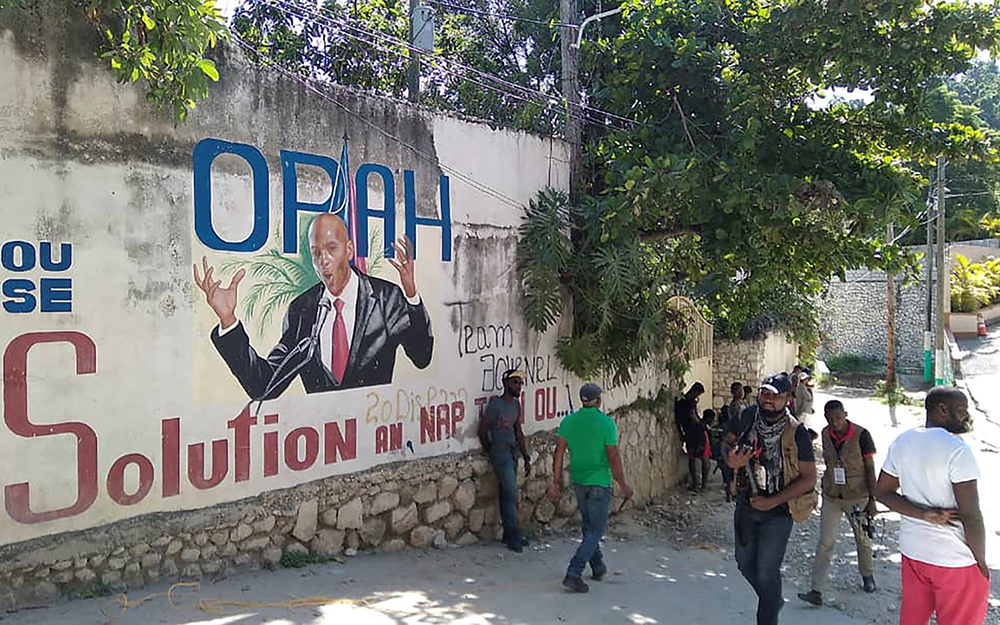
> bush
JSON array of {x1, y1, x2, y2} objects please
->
[
  {"x1": 280, "y1": 549, "x2": 324, "y2": 568},
  {"x1": 951, "y1": 254, "x2": 1000, "y2": 313},
  {"x1": 874, "y1": 380, "x2": 918, "y2": 406},
  {"x1": 824, "y1": 354, "x2": 884, "y2": 374}
]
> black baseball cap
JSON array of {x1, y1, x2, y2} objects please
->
[
  {"x1": 760, "y1": 373, "x2": 793, "y2": 395},
  {"x1": 580, "y1": 382, "x2": 603, "y2": 402}
]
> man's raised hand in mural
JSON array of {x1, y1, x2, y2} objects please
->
[
  {"x1": 193, "y1": 214, "x2": 434, "y2": 399},
  {"x1": 193, "y1": 256, "x2": 245, "y2": 329},
  {"x1": 387, "y1": 236, "x2": 417, "y2": 299}
]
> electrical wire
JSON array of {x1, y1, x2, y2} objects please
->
[
  {"x1": 261, "y1": 0, "x2": 640, "y2": 130},
  {"x1": 262, "y1": 0, "x2": 614, "y2": 130},
  {"x1": 231, "y1": 34, "x2": 529, "y2": 211},
  {"x1": 265, "y1": 0, "x2": 599, "y2": 124},
  {"x1": 426, "y1": 0, "x2": 577, "y2": 29}
]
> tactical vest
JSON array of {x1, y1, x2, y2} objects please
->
[
  {"x1": 780, "y1": 416, "x2": 819, "y2": 523},
  {"x1": 821, "y1": 424, "x2": 870, "y2": 501}
]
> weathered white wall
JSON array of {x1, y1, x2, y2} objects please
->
[{"x1": 0, "y1": 1, "x2": 683, "y2": 555}]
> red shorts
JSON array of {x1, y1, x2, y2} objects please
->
[
  {"x1": 900, "y1": 555, "x2": 989, "y2": 625},
  {"x1": 687, "y1": 432, "x2": 711, "y2": 459}
]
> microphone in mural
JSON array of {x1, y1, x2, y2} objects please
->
[{"x1": 192, "y1": 135, "x2": 434, "y2": 399}]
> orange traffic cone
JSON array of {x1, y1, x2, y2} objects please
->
[{"x1": 977, "y1": 313, "x2": 987, "y2": 337}]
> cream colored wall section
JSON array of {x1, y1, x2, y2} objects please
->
[
  {"x1": 762, "y1": 332, "x2": 800, "y2": 378},
  {"x1": 0, "y1": 4, "x2": 676, "y2": 550}
]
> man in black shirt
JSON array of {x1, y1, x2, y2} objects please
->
[
  {"x1": 725, "y1": 373, "x2": 817, "y2": 625},
  {"x1": 478, "y1": 369, "x2": 531, "y2": 552},
  {"x1": 674, "y1": 382, "x2": 705, "y2": 444}
]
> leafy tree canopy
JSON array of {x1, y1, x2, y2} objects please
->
[
  {"x1": 0, "y1": 0, "x2": 228, "y2": 121},
  {"x1": 519, "y1": 0, "x2": 1000, "y2": 383}
]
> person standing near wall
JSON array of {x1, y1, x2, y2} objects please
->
[
  {"x1": 729, "y1": 381, "x2": 746, "y2": 424},
  {"x1": 674, "y1": 382, "x2": 705, "y2": 448},
  {"x1": 874, "y1": 386, "x2": 989, "y2": 625},
  {"x1": 725, "y1": 373, "x2": 818, "y2": 625},
  {"x1": 798, "y1": 400, "x2": 878, "y2": 607},
  {"x1": 794, "y1": 368, "x2": 815, "y2": 418},
  {"x1": 478, "y1": 369, "x2": 532, "y2": 553},
  {"x1": 548, "y1": 383, "x2": 633, "y2": 593}
]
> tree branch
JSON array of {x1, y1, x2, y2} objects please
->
[
  {"x1": 639, "y1": 228, "x2": 700, "y2": 242},
  {"x1": 673, "y1": 91, "x2": 697, "y2": 152}
]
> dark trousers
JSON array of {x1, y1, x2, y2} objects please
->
[
  {"x1": 567, "y1": 484, "x2": 611, "y2": 578},
  {"x1": 734, "y1": 500, "x2": 794, "y2": 625},
  {"x1": 490, "y1": 446, "x2": 520, "y2": 543}
]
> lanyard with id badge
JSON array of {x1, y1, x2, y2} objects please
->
[{"x1": 833, "y1": 439, "x2": 848, "y2": 485}]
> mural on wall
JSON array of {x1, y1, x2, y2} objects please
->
[
  {"x1": 195, "y1": 217, "x2": 434, "y2": 397},
  {"x1": 0, "y1": 120, "x2": 669, "y2": 545},
  {"x1": 193, "y1": 136, "x2": 435, "y2": 398}
]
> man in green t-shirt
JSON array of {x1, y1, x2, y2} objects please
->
[{"x1": 548, "y1": 383, "x2": 633, "y2": 593}]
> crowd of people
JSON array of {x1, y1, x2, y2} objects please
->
[{"x1": 479, "y1": 368, "x2": 990, "y2": 624}]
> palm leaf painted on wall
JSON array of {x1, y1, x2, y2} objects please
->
[{"x1": 220, "y1": 220, "x2": 384, "y2": 339}]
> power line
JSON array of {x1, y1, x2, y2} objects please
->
[
  {"x1": 262, "y1": 0, "x2": 609, "y2": 129},
  {"x1": 261, "y1": 0, "x2": 640, "y2": 130},
  {"x1": 426, "y1": 0, "x2": 577, "y2": 29},
  {"x1": 230, "y1": 33, "x2": 528, "y2": 211}
]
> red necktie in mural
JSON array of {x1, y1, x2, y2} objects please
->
[{"x1": 332, "y1": 298, "x2": 348, "y2": 384}]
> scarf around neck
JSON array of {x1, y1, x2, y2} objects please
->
[{"x1": 752, "y1": 408, "x2": 790, "y2": 494}]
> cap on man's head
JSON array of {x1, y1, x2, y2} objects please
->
[
  {"x1": 502, "y1": 369, "x2": 527, "y2": 382},
  {"x1": 580, "y1": 382, "x2": 603, "y2": 402},
  {"x1": 760, "y1": 373, "x2": 793, "y2": 395}
]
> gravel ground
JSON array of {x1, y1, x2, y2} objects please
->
[{"x1": 631, "y1": 387, "x2": 1000, "y2": 624}]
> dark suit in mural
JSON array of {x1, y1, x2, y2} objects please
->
[
  {"x1": 194, "y1": 213, "x2": 433, "y2": 400},
  {"x1": 211, "y1": 271, "x2": 433, "y2": 398}
]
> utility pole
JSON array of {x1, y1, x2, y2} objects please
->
[
  {"x1": 924, "y1": 171, "x2": 935, "y2": 384},
  {"x1": 935, "y1": 157, "x2": 947, "y2": 386},
  {"x1": 560, "y1": 0, "x2": 582, "y2": 202},
  {"x1": 407, "y1": 0, "x2": 421, "y2": 103},
  {"x1": 887, "y1": 222, "x2": 899, "y2": 427}
]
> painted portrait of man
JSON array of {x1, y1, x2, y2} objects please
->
[{"x1": 193, "y1": 213, "x2": 433, "y2": 399}]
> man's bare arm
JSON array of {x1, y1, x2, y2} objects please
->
[
  {"x1": 606, "y1": 444, "x2": 634, "y2": 501},
  {"x1": 477, "y1": 414, "x2": 491, "y2": 454},
  {"x1": 547, "y1": 437, "x2": 569, "y2": 499},
  {"x1": 874, "y1": 471, "x2": 959, "y2": 525},
  {"x1": 514, "y1": 419, "x2": 530, "y2": 461},
  {"x1": 863, "y1": 455, "x2": 878, "y2": 515},
  {"x1": 954, "y1": 479, "x2": 989, "y2": 578}
]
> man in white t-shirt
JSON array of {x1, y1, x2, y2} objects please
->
[{"x1": 875, "y1": 386, "x2": 989, "y2": 625}]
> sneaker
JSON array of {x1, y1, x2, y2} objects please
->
[
  {"x1": 863, "y1": 576, "x2": 877, "y2": 593},
  {"x1": 562, "y1": 576, "x2": 590, "y2": 593},
  {"x1": 506, "y1": 540, "x2": 523, "y2": 553},
  {"x1": 797, "y1": 590, "x2": 822, "y2": 607},
  {"x1": 591, "y1": 565, "x2": 607, "y2": 581}
]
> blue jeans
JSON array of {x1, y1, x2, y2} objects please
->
[
  {"x1": 567, "y1": 484, "x2": 611, "y2": 579},
  {"x1": 734, "y1": 500, "x2": 794, "y2": 625},
  {"x1": 490, "y1": 446, "x2": 520, "y2": 543}
]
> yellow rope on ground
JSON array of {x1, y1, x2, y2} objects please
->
[
  {"x1": 196, "y1": 595, "x2": 368, "y2": 615},
  {"x1": 101, "y1": 582, "x2": 201, "y2": 619},
  {"x1": 100, "y1": 580, "x2": 368, "y2": 619}
]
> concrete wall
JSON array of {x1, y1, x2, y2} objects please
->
[
  {"x1": 0, "y1": 1, "x2": 693, "y2": 607},
  {"x1": 711, "y1": 331, "x2": 799, "y2": 410},
  {"x1": 817, "y1": 267, "x2": 938, "y2": 370}
]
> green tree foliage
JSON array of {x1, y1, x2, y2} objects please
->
[
  {"x1": 517, "y1": 189, "x2": 692, "y2": 384},
  {"x1": 940, "y1": 61, "x2": 1000, "y2": 240},
  {"x1": 950, "y1": 253, "x2": 1000, "y2": 313},
  {"x1": 230, "y1": 0, "x2": 608, "y2": 134},
  {"x1": 0, "y1": 0, "x2": 228, "y2": 121},
  {"x1": 520, "y1": 0, "x2": 1000, "y2": 382}
]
